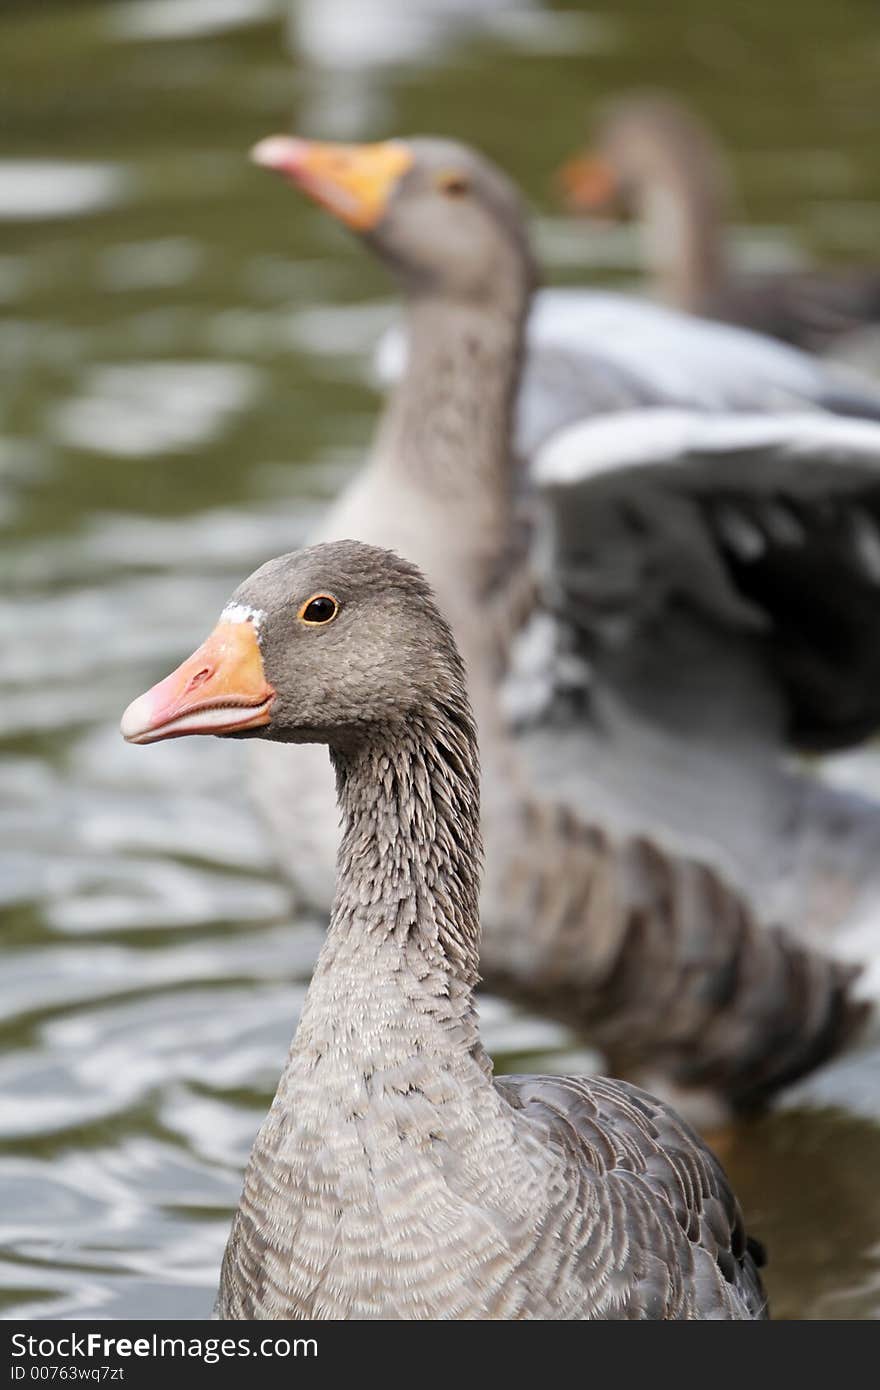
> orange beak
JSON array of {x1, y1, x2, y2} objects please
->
[
  {"x1": 250, "y1": 135, "x2": 413, "y2": 231},
  {"x1": 556, "y1": 152, "x2": 619, "y2": 215},
  {"x1": 120, "y1": 620, "x2": 275, "y2": 745}
]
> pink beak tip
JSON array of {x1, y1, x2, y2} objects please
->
[
  {"x1": 250, "y1": 135, "x2": 306, "y2": 173},
  {"x1": 120, "y1": 690, "x2": 155, "y2": 744}
]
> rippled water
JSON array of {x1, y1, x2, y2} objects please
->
[{"x1": 3, "y1": 0, "x2": 880, "y2": 1320}]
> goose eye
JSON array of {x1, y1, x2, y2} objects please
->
[
  {"x1": 437, "y1": 172, "x2": 470, "y2": 197},
  {"x1": 299, "y1": 594, "x2": 339, "y2": 625}
]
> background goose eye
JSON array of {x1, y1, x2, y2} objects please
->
[
  {"x1": 299, "y1": 594, "x2": 339, "y2": 625},
  {"x1": 437, "y1": 172, "x2": 470, "y2": 197}
]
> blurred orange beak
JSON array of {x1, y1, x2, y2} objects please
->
[
  {"x1": 557, "y1": 152, "x2": 619, "y2": 215},
  {"x1": 250, "y1": 135, "x2": 413, "y2": 230},
  {"x1": 120, "y1": 621, "x2": 275, "y2": 745}
]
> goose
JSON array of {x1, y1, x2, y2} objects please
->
[
  {"x1": 120, "y1": 539, "x2": 768, "y2": 1320},
  {"x1": 247, "y1": 133, "x2": 880, "y2": 1116},
  {"x1": 559, "y1": 92, "x2": 880, "y2": 354}
]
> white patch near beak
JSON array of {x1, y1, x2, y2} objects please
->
[{"x1": 220, "y1": 602, "x2": 267, "y2": 637}]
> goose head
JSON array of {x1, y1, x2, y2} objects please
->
[
  {"x1": 558, "y1": 92, "x2": 729, "y2": 223},
  {"x1": 120, "y1": 541, "x2": 464, "y2": 750},
  {"x1": 251, "y1": 133, "x2": 537, "y2": 303}
]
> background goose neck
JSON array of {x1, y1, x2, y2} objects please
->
[
  {"x1": 638, "y1": 165, "x2": 728, "y2": 310},
  {"x1": 615, "y1": 115, "x2": 731, "y2": 311},
  {"x1": 375, "y1": 292, "x2": 527, "y2": 549}
]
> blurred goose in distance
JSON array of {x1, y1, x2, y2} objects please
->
[
  {"x1": 559, "y1": 92, "x2": 880, "y2": 355},
  {"x1": 248, "y1": 131, "x2": 880, "y2": 1117},
  {"x1": 121, "y1": 539, "x2": 768, "y2": 1320}
]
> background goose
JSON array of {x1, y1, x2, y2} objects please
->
[
  {"x1": 559, "y1": 93, "x2": 880, "y2": 355},
  {"x1": 121, "y1": 539, "x2": 768, "y2": 1321},
  {"x1": 249, "y1": 133, "x2": 880, "y2": 1115}
]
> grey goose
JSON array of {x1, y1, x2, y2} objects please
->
[{"x1": 121, "y1": 539, "x2": 768, "y2": 1320}]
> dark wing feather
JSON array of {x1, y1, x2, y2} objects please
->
[
  {"x1": 703, "y1": 481, "x2": 880, "y2": 748},
  {"x1": 535, "y1": 409, "x2": 880, "y2": 751}
]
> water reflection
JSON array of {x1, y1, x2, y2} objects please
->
[
  {"x1": 50, "y1": 362, "x2": 262, "y2": 457},
  {"x1": 0, "y1": 162, "x2": 130, "y2": 222},
  {"x1": 112, "y1": 0, "x2": 279, "y2": 43}
]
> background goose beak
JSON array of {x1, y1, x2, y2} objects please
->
[
  {"x1": 250, "y1": 134, "x2": 413, "y2": 230},
  {"x1": 557, "y1": 152, "x2": 619, "y2": 214},
  {"x1": 121, "y1": 621, "x2": 275, "y2": 745}
]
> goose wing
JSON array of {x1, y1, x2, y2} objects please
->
[
  {"x1": 496, "y1": 1071, "x2": 768, "y2": 1319},
  {"x1": 533, "y1": 408, "x2": 880, "y2": 751},
  {"x1": 514, "y1": 290, "x2": 880, "y2": 453},
  {"x1": 485, "y1": 408, "x2": 875, "y2": 1108}
]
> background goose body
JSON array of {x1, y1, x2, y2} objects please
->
[
  {"x1": 250, "y1": 134, "x2": 880, "y2": 1113},
  {"x1": 123, "y1": 540, "x2": 767, "y2": 1320}
]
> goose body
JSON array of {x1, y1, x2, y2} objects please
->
[
  {"x1": 122, "y1": 540, "x2": 767, "y2": 1320},
  {"x1": 561, "y1": 93, "x2": 880, "y2": 354},
  {"x1": 249, "y1": 134, "x2": 880, "y2": 1113}
]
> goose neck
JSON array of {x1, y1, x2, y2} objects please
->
[
  {"x1": 292, "y1": 704, "x2": 484, "y2": 1073},
  {"x1": 375, "y1": 292, "x2": 527, "y2": 535},
  {"x1": 635, "y1": 155, "x2": 729, "y2": 311}
]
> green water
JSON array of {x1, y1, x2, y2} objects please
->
[{"x1": 1, "y1": 0, "x2": 879, "y2": 1320}]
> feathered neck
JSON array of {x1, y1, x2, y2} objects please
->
[
  {"x1": 625, "y1": 125, "x2": 730, "y2": 311},
  {"x1": 373, "y1": 273, "x2": 532, "y2": 561},
  {"x1": 292, "y1": 691, "x2": 485, "y2": 1070}
]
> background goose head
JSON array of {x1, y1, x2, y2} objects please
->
[
  {"x1": 120, "y1": 540, "x2": 467, "y2": 752},
  {"x1": 560, "y1": 92, "x2": 730, "y2": 221},
  {"x1": 252, "y1": 134, "x2": 537, "y2": 306}
]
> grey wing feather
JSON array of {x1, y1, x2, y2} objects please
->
[
  {"x1": 496, "y1": 1072, "x2": 768, "y2": 1319},
  {"x1": 516, "y1": 290, "x2": 880, "y2": 451}
]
